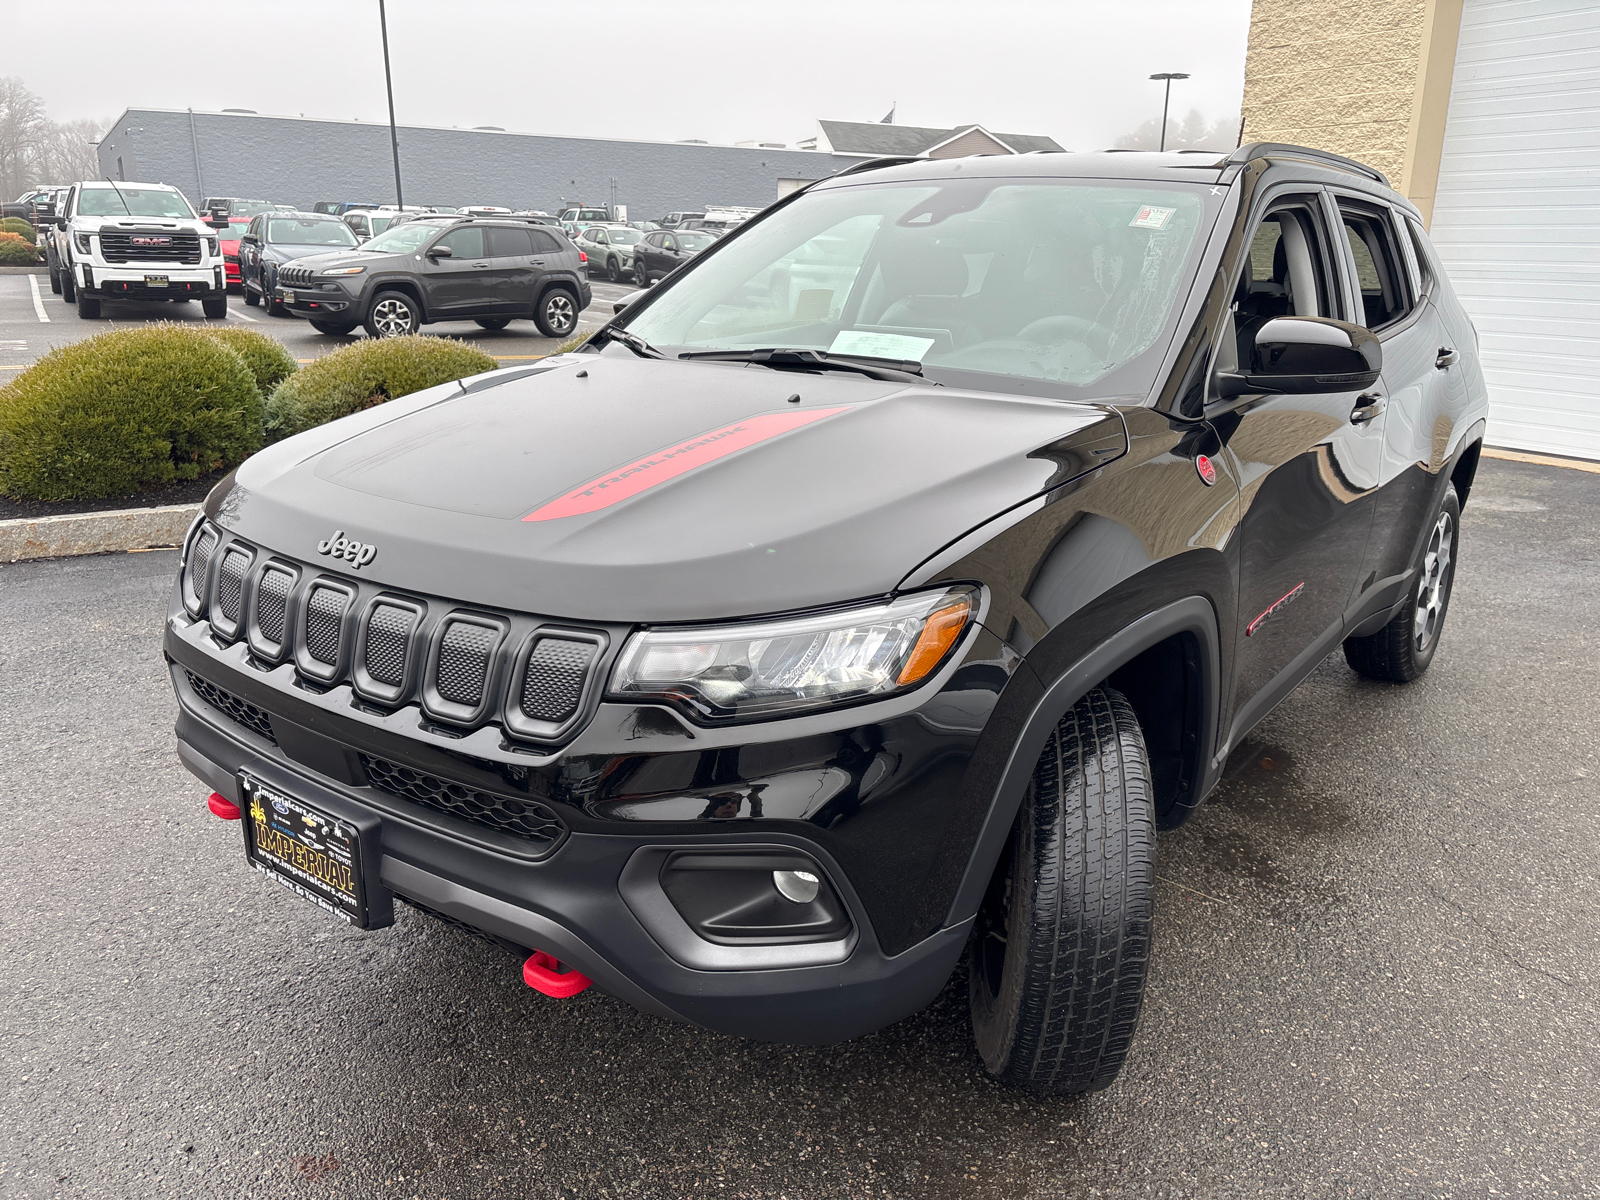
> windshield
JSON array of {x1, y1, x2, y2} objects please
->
[
  {"x1": 607, "y1": 229, "x2": 642, "y2": 246},
  {"x1": 77, "y1": 186, "x2": 196, "y2": 219},
  {"x1": 363, "y1": 221, "x2": 451, "y2": 253},
  {"x1": 269, "y1": 218, "x2": 360, "y2": 247},
  {"x1": 621, "y1": 178, "x2": 1214, "y2": 394},
  {"x1": 222, "y1": 220, "x2": 252, "y2": 241},
  {"x1": 676, "y1": 232, "x2": 715, "y2": 251}
]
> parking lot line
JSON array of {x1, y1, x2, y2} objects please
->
[
  {"x1": 227, "y1": 308, "x2": 260, "y2": 324},
  {"x1": 27, "y1": 274, "x2": 49, "y2": 323}
]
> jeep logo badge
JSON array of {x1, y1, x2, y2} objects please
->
[{"x1": 316, "y1": 530, "x2": 377, "y2": 568}]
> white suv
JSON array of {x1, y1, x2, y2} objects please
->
[{"x1": 48, "y1": 181, "x2": 228, "y2": 319}]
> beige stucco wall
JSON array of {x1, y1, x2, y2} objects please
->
[{"x1": 1241, "y1": 0, "x2": 1463, "y2": 220}]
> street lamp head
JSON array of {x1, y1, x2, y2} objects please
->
[{"x1": 1149, "y1": 72, "x2": 1191, "y2": 81}]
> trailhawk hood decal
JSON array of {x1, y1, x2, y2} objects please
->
[{"x1": 214, "y1": 357, "x2": 1126, "y2": 622}]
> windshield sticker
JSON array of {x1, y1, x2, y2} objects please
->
[
  {"x1": 1130, "y1": 205, "x2": 1175, "y2": 230},
  {"x1": 827, "y1": 330, "x2": 936, "y2": 362},
  {"x1": 523, "y1": 407, "x2": 850, "y2": 522}
]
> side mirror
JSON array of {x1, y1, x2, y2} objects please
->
[
  {"x1": 611, "y1": 293, "x2": 640, "y2": 314},
  {"x1": 205, "y1": 216, "x2": 230, "y2": 230},
  {"x1": 426, "y1": 245, "x2": 452, "y2": 259},
  {"x1": 1216, "y1": 316, "x2": 1381, "y2": 399}
]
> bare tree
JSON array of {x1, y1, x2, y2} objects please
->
[
  {"x1": 0, "y1": 76, "x2": 47, "y2": 199},
  {"x1": 1113, "y1": 107, "x2": 1239, "y2": 152},
  {"x1": 38, "y1": 118, "x2": 104, "y2": 183}
]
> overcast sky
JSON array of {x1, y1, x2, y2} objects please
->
[{"x1": 6, "y1": 0, "x2": 1252, "y2": 150}]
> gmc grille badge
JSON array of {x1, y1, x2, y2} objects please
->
[{"x1": 317, "y1": 530, "x2": 377, "y2": 568}]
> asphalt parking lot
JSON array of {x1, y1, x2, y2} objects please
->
[
  {"x1": 1, "y1": 456, "x2": 1597, "y2": 1200},
  {"x1": 0, "y1": 269, "x2": 638, "y2": 378}
]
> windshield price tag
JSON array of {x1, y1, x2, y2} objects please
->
[
  {"x1": 1130, "y1": 205, "x2": 1175, "y2": 230},
  {"x1": 828, "y1": 330, "x2": 935, "y2": 362}
]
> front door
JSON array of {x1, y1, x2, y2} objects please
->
[
  {"x1": 423, "y1": 225, "x2": 494, "y2": 315},
  {"x1": 484, "y1": 225, "x2": 539, "y2": 315},
  {"x1": 1211, "y1": 192, "x2": 1389, "y2": 741}
]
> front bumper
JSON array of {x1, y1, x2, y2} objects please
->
[{"x1": 77, "y1": 261, "x2": 223, "y2": 296}]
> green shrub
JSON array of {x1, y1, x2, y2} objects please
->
[
  {"x1": 552, "y1": 333, "x2": 591, "y2": 355},
  {"x1": 0, "y1": 325, "x2": 264, "y2": 501},
  {"x1": 265, "y1": 335, "x2": 497, "y2": 441},
  {"x1": 0, "y1": 217, "x2": 35, "y2": 243},
  {"x1": 0, "y1": 236, "x2": 38, "y2": 265},
  {"x1": 200, "y1": 325, "x2": 298, "y2": 396}
]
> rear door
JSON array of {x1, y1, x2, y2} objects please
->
[
  {"x1": 484, "y1": 225, "x2": 538, "y2": 314},
  {"x1": 1210, "y1": 191, "x2": 1388, "y2": 741},
  {"x1": 423, "y1": 225, "x2": 493, "y2": 315}
]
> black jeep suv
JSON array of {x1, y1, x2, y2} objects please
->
[
  {"x1": 167, "y1": 144, "x2": 1487, "y2": 1094},
  {"x1": 273, "y1": 214, "x2": 590, "y2": 339}
]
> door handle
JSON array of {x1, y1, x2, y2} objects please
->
[
  {"x1": 530, "y1": 259, "x2": 546, "y2": 266},
  {"x1": 1436, "y1": 347, "x2": 1457, "y2": 369},
  {"x1": 1350, "y1": 394, "x2": 1387, "y2": 426},
  {"x1": 473, "y1": 262, "x2": 490, "y2": 269}
]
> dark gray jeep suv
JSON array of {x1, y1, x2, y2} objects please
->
[{"x1": 275, "y1": 215, "x2": 591, "y2": 338}]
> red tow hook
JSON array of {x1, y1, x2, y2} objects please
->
[
  {"x1": 207, "y1": 791, "x2": 242, "y2": 820},
  {"x1": 522, "y1": 950, "x2": 592, "y2": 998}
]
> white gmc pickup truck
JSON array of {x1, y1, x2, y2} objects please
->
[{"x1": 46, "y1": 181, "x2": 229, "y2": 319}]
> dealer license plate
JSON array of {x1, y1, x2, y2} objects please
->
[
  {"x1": 145, "y1": 274, "x2": 169, "y2": 287},
  {"x1": 279, "y1": 290, "x2": 295, "y2": 304},
  {"x1": 241, "y1": 775, "x2": 369, "y2": 926}
]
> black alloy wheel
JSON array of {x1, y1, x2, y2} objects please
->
[
  {"x1": 534, "y1": 288, "x2": 578, "y2": 338},
  {"x1": 969, "y1": 685, "x2": 1156, "y2": 1094},
  {"x1": 634, "y1": 259, "x2": 649, "y2": 287},
  {"x1": 365, "y1": 290, "x2": 420, "y2": 338},
  {"x1": 475, "y1": 317, "x2": 512, "y2": 331},
  {"x1": 1343, "y1": 483, "x2": 1462, "y2": 682},
  {"x1": 608, "y1": 255, "x2": 623, "y2": 283}
]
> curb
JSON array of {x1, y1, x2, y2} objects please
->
[{"x1": 1, "y1": 503, "x2": 199, "y2": 564}]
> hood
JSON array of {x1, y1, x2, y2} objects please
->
[
  {"x1": 73, "y1": 215, "x2": 206, "y2": 234},
  {"x1": 216, "y1": 357, "x2": 1126, "y2": 622},
  {"x1": 278, "y1": 249, "x2": 377, "y2": 270}
]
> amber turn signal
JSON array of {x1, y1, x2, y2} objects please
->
[{"x1": 897, "y1": 600, "x2": 973, "y2": 685}]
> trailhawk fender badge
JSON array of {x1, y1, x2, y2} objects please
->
[
  {"x1": 1245, "y1": 582, "x2": 1306, "y2": 637},
  {"x1": 522, "y1": 407, "x2": 850, "y2": 522},
  {"x1": 316, "y1": 530, "x2": 377, "y2": 568},
  {"x1": 1195, "y1": 453, "x2": 1218, "y2": 486}
]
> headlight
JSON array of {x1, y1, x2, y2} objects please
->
[
  {"x1": 204, "y1": 237, "x2": 218, "y2": 257},
  {"x1": 609, "y1": 587, "x2": 977, "y2": 723},
  {"x1": 320, "y1": 265, "x2": 365, "y2": 276},
  {"x1": 74, "y1": 232, "x2": 92, "y2": 253}
]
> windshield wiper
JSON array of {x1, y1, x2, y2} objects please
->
[
  {"x1": 595, "y1": 326, "x2": 667, "y2": 360},
  {"x1": 678, "y1": 347, "x2": 931, "y2": 384}
]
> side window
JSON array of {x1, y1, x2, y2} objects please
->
[
  {"x1": 1224, "y1": 199, "x2": 1337, "y2": 373},
  {"x1": 1336, "y1": 202, "x2": 1412, "y2": 329},
  {"x1": 434, "y1": 226, "x2": 486, "y2": 259},
  {"x1": 486, "y1": 226, "x2": 534, "y2": 256},
  {"x1": 529, "y1": 230, "x2": 562, "y2": 253},
  {"x1": 1405, "y1": 218, "x2": 1436, "y2": 294},
  {"x1": 663, "y1": 235, "x2": 678, "y2": 251}
]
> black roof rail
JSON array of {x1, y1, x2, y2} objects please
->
[
  {"x1": 831, "y1": 155, "x2": 925, "y2": 178},
  {"x1": 1227, "y1": 142, "x2": 1389, "y2": 186}
]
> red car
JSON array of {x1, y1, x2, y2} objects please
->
[{"x1": 218, "y1": 218, "x2": 253, "y2": 292}]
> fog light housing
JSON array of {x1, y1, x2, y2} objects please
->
[{"x1": 660, "y1": 851, "x2": 848, "y2": 945}]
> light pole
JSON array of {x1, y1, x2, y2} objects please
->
[
  {"x1": 1148, "y1": 72, "x2": 1190, "y2": 151},
  {"x1": 379, "y1": 0, "x2": 404, "y2": 207}
]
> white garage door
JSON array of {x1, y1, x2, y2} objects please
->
[{"x1": 1430, "y1": 0, "x2": 1600, "y2": 460}]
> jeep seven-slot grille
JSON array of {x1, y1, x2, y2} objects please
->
[
  {"x1": 185, "y1": 671, "x2": 277, "y2": 744},
  {"x1": 304, "y1": 585, "x2": 349, "y2": 664},
  {"x1": 278, "y1": 265, "x2": 315, "y2": 287},
  {"x1": 364, "y1": 603, "x2": 416, "y2": 686},
  {"x1": 437, "y1": 621, "x2": 497, "y2": 706},
  {"x1": 358, "y1": 754, "x2": 566, "y2": 848},
  {"x1": 216, "y1": 548, "x2": 249, "y2": 626},
  {"x1": 99, "y1": 230, "x2": 202, "y2": 265},
  {"x1": 521, "y1": 637, "x2": 597, "y2": 722},
  {"x1": 255, "y1": 566, "x2": 293, "y2": 646}
]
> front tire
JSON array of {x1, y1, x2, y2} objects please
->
[
  {"x1": 534, "y1": 287, "x2": 578, "y2": 337},
  {"x1": 76, "y1": 291, "x2": 101, "y2": 319},
  {"x1": 1343, "y1": 484, "x2": 1461, "y2": 682},
  {"x1": 61, "y1": 265, "x2": 76, "y2": 302},
  {"x1": 262, "y1": 268, "x2": 287, "y2": 317},
  {"x1": 202, "y1": 293, "x2": 228, "y2": 319},
  {"x1": 969, "y1": 685, "x2": 1155, "y2": 1095},
  {"x1": 243, "y1": 283, "x2": 260, "y2": 307},
  {"x1": 608, "y1": 256, "x2": 622, "y2": 283},
  {"x1": 365, "y1": 290, "x2": 420, "y2": 338}
]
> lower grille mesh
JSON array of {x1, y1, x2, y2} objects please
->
[
  {"x1": 359, "y1": 753, "x2": 566, "y2": 849},
  {"x1": 185, "y1": 671, "x2": 277, "y2": 745}
]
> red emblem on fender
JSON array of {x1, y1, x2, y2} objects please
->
[
  {"x1": 522, "y1": 407, "x2": 849, "y2": 521},
  {"x1": 1195, "y1": 453, "x2": 1217, "y2": 486}
]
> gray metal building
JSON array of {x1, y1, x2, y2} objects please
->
[{"x1": 94, "y1": 108, "x2": 864, "y2": 217}]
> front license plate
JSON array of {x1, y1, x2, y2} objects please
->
[
  {"x1": 145, "y1": 274, "x2": 169, "y2": 287},
  {"x1": 279, "y1": 290, "x2": 294, "y2": 303},
  {"x1": 241, "y1": 775, "x2": 371, "y2": 926}
]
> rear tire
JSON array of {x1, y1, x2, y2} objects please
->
[
  {"x1": 243, "y1": 284, "x2": 260, "y2": 307},
  {"x1": 308, "y1": 319, "x2": 357, "y2": 336},
  {"x1": 61, "y1": 266, "x2": 76, "y2": 302},
  {"x1": 633, "y1": 260, "x2": 649, "y2": 287},
  {"x1": 475, "y1": 317, "x2": 511, "y2": 330},
  {"x1": 608, "y1": 256, "x2": 622, "y2": 283},
  {"x1": 365, "y1": 290, "x2": 420, "y2": 338},
  {"x1": 76, "y1": 291, "x2": 101, "y2": 319},
  {"x1": 534, "y1": 287, "x2": 578, "y2": 337},
  {"x1": 202, "y1": 293, "x2": 228, "y2": 319},
  {"x1": 1343, "y1": 484, "x2": 1461, "y2": 683},
  {"x1": 968, "y1": 685, "x2": 1155, "y2": 1095},
  {"x1": 49, "y1": 262, "x2": 61, "y2": 294}
]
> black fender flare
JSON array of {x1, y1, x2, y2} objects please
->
[
  {"x1": 942, "y1": 595, "x2": 1221, "y2": 928},
  {"x1": 362, "y1": 275, "x2": 431, "y2": 322}
]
